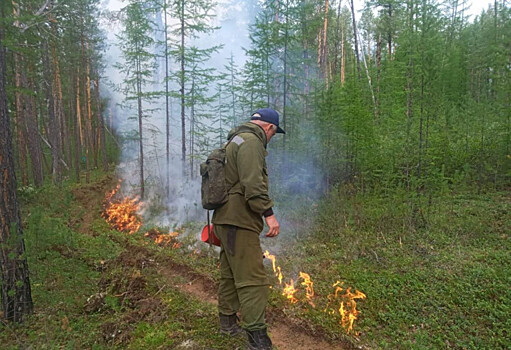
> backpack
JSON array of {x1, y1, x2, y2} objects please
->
[{"x1": 200, "y1": 134, "x2": 238, "y2": 210}]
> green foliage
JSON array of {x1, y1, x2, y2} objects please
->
[
  {"x1": 314, "y1": 0, "x2": 511, "y2": 194},
  {"x1": 283, "y1": 187, "x2": 511, "y2": 349}
]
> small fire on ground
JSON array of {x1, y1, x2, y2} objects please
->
[
  {"x1": 264, "y1": 249, "x2": 366, "y2": 335},
  {"x1": 102, "y1": 182, "x2": 142, "y2": 234},
  {"x1": 102, "y1": 181, "x2": 180, "y2": 247}
]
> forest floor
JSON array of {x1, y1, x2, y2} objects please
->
[
  {"x1": 1, "y1": 170, "x2": 509, "y2": 349},
  {"x1": 0, "y1": 171, "x2": 356, "y2": 349}
]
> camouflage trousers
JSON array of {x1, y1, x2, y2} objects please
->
[{"x1": 215, "y1": 224, "x2": 270, "y2": 331}]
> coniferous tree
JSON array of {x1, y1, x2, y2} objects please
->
[
  {"x1": 0, "y1": 19, "x2": 33, "y2": 323},
  {"x1": 167, "y1": 0, "x2": 220, "y2": 171},
  {"x1": 116, "y1": 1, "x2": 157, "y2": 199}
]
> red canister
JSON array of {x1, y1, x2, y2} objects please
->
[{"x1": 201, "y1": 224, "x2": 221, "y2": 246}]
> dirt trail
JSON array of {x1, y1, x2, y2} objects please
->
[{"x1": 160, "y1": 263, "x2": 352, "y2": 350}]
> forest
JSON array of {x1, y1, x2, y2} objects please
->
[{"x1": 0, "y1": 0, "x2": 509, "y2": 349}]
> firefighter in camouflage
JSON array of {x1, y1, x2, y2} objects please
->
[{"x1": 213, "y1": 108, "x2": 284, "y2": 350}]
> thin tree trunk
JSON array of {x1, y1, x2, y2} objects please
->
[
  {"x1": 74, "y1": 68, "x2": 82, "y2": 182},
  {"x1": 94, "y1": 75, "x2": 107, "y2": 171},
  {"x1": 318, "y1": 0, "x2": 329, "y2": 80},
  {"x1": 80, "y1": 37, "x2": 91, "y2": 183},
  {"x1": 350, "y1": 0, "x2": 361, "y2": 79},
  {"x1": 180, "y1": 0, "x2": 186, "y2": 167},
  {"x1": 135, "y1": 42, "x2": 145, "y2": 199},
  {"x1": 25, "y1": 70, "x2": 44, "y2": 186},
  {"x1": 341, "y1": 27, "x2": 345, "y2": 84},
  {"x1": 13, "y1": 52, "x2": 29, "y2": 186},
  {"x1": 0, "y1": 24, "x2": 33, "y2": 323},
  {"x1": 375, "y1": 33, "x2": 382, "y2": 119},
  {"x1": 42, "y1": 41, "x2": 61, "y2": 185},
  {"x1": 387, "y1": 3, "x2": 393, "y2": 57},
  {"x1": 85, "y1": 41, "x2": 95, "y2": 172},
  {"x1": 51, "y1": 35, "x2": 66, "y2": 179},
  {"x1": 11, "y1": 2, "x2": 28, "y2": 186},
  {"x1": 282, "y1": 0, "x2": 289, "y2": 148},
  {"x1": 164, "y1": 0, "x2": 170, "y2": 196},
  {"x1": 189, "y1": 76, "x2": 195, "y2": 178}
]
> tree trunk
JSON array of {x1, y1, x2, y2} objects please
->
[
  {"x1": 42, "y1": 41, "x2": 62, "y2": 185},
  {"x1": 94, "y1": 76, "x2": 107, "y2": 172},
  {"x1": 0, "y1": 26, "x2": 33, "y2": 323},
  {"x1": 136, "y1": 48, "x2": 145, "y2": 199},
  {"x1": 350, "y1": 0, "x2": 362, "y2": 79},
  {"x1": 74, "y1": 68, "x2": 82, "y2": 183},
  {"x1": 375, "y1": 33, "x2": 382, "y2": 119},
  {"x1": 85, "y1": 41, "x2": 95, "y2": 175},
  {"x1": 25, "y1": 70, "x2": 44, "y2": 187},
  {"x1": 341, "y1": 27, "x2": 345, "y2": 84},
  {"x1": 164, "y1": 0, "x2": 170, "y2": 196},
  {"x1": 282, "y1": 0, "x2": 289, "y2": 149},
  {"x1": 13, "y1": 51, "x2": 29, "y2": 186},
  {"x1": 11, "y1": 2, "x2": 28, "y2": 186},
  {"x1": 51, "y1": 35, "x2": 67, "y2": 179},
  {"x1": 180, "y1": 0, "x2": 186, "y2": 167},
  {"x1": 318, "y1": 0, "x2": 329, "y2": 80}
]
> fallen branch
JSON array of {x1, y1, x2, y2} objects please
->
[{"x1": 38, "y1": 132, "x2": 70, "y2": 170}]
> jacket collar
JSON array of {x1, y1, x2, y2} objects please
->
[{"x1": 227, "y1": 122, "x2": 267, "y2": 148}]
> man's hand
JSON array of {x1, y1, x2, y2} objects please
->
[{"x1": 264, "y1": 215, "x2": 280, "y2": 237}]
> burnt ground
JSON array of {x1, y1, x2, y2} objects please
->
[{"x1": 76, "y1": 175, "x2": 356, "y2": 350}]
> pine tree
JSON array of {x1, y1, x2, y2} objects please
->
[{"x1": 0, "y1": 17, "x2": 33, "y2": 323}]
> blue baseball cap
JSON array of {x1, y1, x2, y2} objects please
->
[{"x1": 250, "y1": 108, "x2": 285, "y2": 134}]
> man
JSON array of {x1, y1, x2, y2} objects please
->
[{"x1": 212, "y1": 108, "x2": 284, "y2": 350}]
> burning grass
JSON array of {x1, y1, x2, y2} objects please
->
[
  {"x1": 264, "y1": 249, "x2": 366, "y2": 335},
  {"x1": 102, "y1": 181, "x2": 142, "y2": 234},
  {"x1": 102, "y1": 182, "x2": 182, "y2": 248}
]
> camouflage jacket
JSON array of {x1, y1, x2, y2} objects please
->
[{"x1": 212, "y1": 122, "x2": 274, "y2": 233}]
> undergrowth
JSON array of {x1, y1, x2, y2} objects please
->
[
  {"x1": 278, "y1": 187, "x2": 511, "y2": 349},
  {"x1": 2, "y1": 171, "x2": 509, "y2": 349},
  {"x1": 0, "y1": 172, "x2": 243, "y2": 349}
]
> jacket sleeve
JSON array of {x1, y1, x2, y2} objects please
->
[{"x1": 236, "y1": 137, "x2": 274, "y2": 215}]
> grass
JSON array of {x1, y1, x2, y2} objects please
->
[
  {"x1": 275, "y1": 187, "x2": 511, "y2": 349},
  {"x1": 2, "y1": 171, "x2": 509, "y2": 349},
  {"x1": 0, "y1": 171, "x2": 244, "y2": 349}
]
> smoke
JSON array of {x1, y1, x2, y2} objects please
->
[{"x1": 100, "y1": 0, "x2": 324, "y2": 245}]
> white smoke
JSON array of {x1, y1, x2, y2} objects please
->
[{"x1": 100, "y1": 0, "x2": 324, "y2": 245}]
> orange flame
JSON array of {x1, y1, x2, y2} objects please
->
[
  {"x1": 299, "y1": 272, "x2": 315, "y2": 307},
  {"x1": 102, "y1": 182, "x2": 142, "y2": 234},
  {"x1": 276, "y1": 266, "x2": 283, "y2": 285},
  {"x1": 282, "y1": 278, "x2": 298, "y2": 303},
  {"x1": 325, "y1": 281, "x2": 366, "y2": 334}
]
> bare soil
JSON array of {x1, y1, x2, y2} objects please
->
[{"x1": 159, "y1": 258, "x2": 352, "y2": 350}]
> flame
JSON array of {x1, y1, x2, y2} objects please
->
[
  {"x1": 282, "y1": 278, "x2": 298, "y2": 303},
  {"x1": 143, "y1": 228, "x2": 180, "y2": 247},
  {"x1": 264, "y1": 250, "x2": 284, "y2": 285},
  {"x1": 264, "y1": 249, "x2": 365, "y2": 334},
  {"x1": 102, "y1": 182, "x2": 142, "y2": 234},
  {"x1": 276, "y1": 266, "x2": 283, "y2": 285},
  {"x1": 264, "y1": 250, "x2": 277, "y2": 274},
  {"x1": 299, "y1": 272, "x2": 315, "y2": 307},
  {"x1": 325, "y1": 281, "x2": 366, "y2": 334}
]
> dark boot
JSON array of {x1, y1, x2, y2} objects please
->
[
  {"x1": 219, "y1": 313, "x2": 243, "y2": 336},
  {"x1": 246, "y1": 328, "x2": 272, "y2": 350}
]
